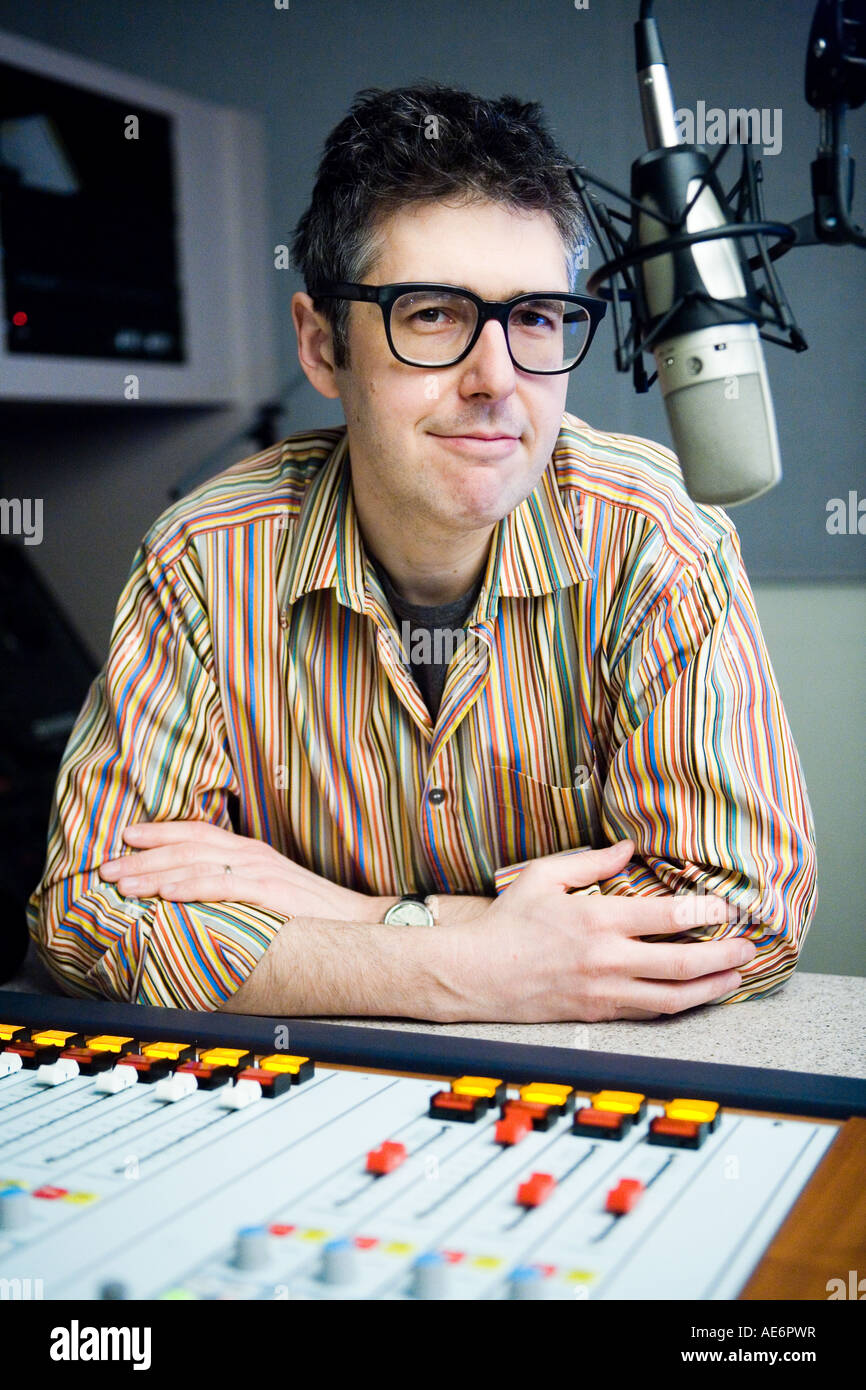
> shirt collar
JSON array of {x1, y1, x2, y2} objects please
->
[{"x1": 284, "y1": 425, "x2": 594, "y2": 616}]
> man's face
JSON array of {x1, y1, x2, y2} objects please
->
[{"x1": 333, "y1": 199, "x2": 572, "y2": 536}]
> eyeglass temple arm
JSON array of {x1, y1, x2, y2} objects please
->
[{"x1": 308, "y1": 282, "x2": 382, "y2": 303}]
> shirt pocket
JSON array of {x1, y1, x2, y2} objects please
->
[{"x1": 488, "y1": 759, "x2": 605, "y2": 862}]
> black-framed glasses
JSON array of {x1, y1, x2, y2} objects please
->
[{"x1": 308, "y1": 280, "x2": 607, "y2": 374}]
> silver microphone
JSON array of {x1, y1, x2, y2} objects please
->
[{"x1": 633, "y1": 14, "x2": 782, "y2": 504}]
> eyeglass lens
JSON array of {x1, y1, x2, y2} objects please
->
[{"x1": 389, "y1": 291, "x2": 590, "y2": 370}]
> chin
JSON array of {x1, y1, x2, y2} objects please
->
[{"x1": 448, "y1": 483, "x2": 524, "y2": 531}]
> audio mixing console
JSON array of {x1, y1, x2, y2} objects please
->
[{"x1": 0, "y1": 990, "x2": 864, "y2": 1301}]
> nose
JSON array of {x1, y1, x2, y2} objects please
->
[{"x1": 457, "y1": 318, "x2": 518, "y2": 399}]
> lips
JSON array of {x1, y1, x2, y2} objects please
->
[{"x1": 429, "y1": 432, "x2": 521, "y2": 458}]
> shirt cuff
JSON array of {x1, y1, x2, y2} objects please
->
[{"x1": 29, "y1": 877, "x2": 288, "y2": 1011}]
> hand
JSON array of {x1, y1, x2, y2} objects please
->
[
  {"x1": 435, "y1": 839, "x2": 758, "y2": 1022},
  {"x1": 98, "y1": 820, "x2": 383, "y2": 923}
]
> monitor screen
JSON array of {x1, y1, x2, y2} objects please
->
[{"x1": 0, "y1": 59, "x2": 186, "y2": 363}]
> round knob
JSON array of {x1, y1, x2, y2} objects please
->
[
  {"x1": 232, "y1": 1225, "x2": 270, "y2": 1270},
  {"x1": 320, "y1": 1237, "x2": 358, "y2": 1285},
  {"x1": 509, "y1": 1264, "x2": 549, "y2": 1299},
  {"x1": 0, "y1": 1189, "x2": 30, "y2": 1230},
  {"x1": 99, "y1": 1280, "x2": 129, "y2": 1300},
  {"x1": 411, "y1": 1252, "x2": 450, "y2": 1300}
]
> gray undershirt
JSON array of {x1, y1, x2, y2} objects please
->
[{"x1": 369, "y1": 554, "x2": 483, "y2": 721}]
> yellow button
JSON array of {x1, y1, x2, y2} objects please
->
[
  {"x1": 258, "y1": 1054, "x2": 310, "y2": 1074},
  {"x1": 64, "y1": 1191, "x2": 99, "y2": 1204},
  {"x1": 666, "y1": 1098, "x2": 719, "y2": 1124},
  {"x1": 565, "y1": 1269, "x2": 597, "y2": 1283},
  {"x1": 200, "y1": 1048, "x2": 250, "y2": 1067},
  {"x1": 451, "y1": 1076, "x2": 503, "y2": 1099},
  {"x1": 471, "y1": 1255, "x2": 503, "y2": 1270},
  {"x1": 0, "y1": 1179, "x2": 28, "y2": 1191},
  {"x1": 142, "y1": 1042, "x2": 188, "y2": 1060},
  {"x1": 300, "y1": 1228, "x2": 329, "y2": 1242},
  {"x1": 86, "y1": 1035, "x2": 134, "y2": 1053},
  {"x1": 0, "y1": 1024, "x2": 27, "y2": 1041},
  {"x1": 519, "y1": 1083, "x2": 573, "y2": 1106},
  {"x1": 31, "y1": 1030, "x2": 77, "y2": 1046},
  {"x1": 591, "y1": 1090, "x2": 645, "y2": 1114},
  {"x1": 160, "y1": 1288, "x2": 197, "y2": 1299},
  {"x1": 383, "y1": 1242, "x2": 414, "y2": 1256}
]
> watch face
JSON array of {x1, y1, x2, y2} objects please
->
[{"x1": 386, "y1": 899, "x2": 432, "y2": 926}]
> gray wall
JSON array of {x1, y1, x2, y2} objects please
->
[{"x1": 0, "y1": 0, "x2": 863, "y2": 976}]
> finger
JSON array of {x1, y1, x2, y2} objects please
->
[
  {"x1": 121, "y1": 820, "x2": 236, "y2": 847},
  {"x1": 111, "y1": 862, "x2": 245, "y2": 894},
  {"x1": 517, "y1": 840, "x2": 634, "y2": 893},
  {"x1": 593, "y1": 890, "x2": 743, "y2": 937},
  {"x1": 156, "y1": 872, "x2": 268, "y2": 907},
  {"x1": 111, "y1": 871, "x2": 256, "y2": 903},
  {"x1": 615, "y1": 968, "x2": 745, "y2": 1015},
  {"x1": 102, "y1": 843, "x2": 245, "y2": 879},
  {"x1": 627, "y1": 936, "x2": 757, "y2": 981}
]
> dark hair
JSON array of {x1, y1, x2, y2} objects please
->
[{"x1": 291, "y1": 82, "x2": 590, "y2": 369}]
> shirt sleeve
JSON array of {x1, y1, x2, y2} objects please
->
[
  {"x1": 495, "y1": 521, "x2": 818, "y2": 1005},
  {"x1": 26, "y1": 540, "x2": 288, "y2": 1010}
]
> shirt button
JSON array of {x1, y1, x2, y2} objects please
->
[{"x1": 428, "y1": 788, "x2": 446, "y2": 806}]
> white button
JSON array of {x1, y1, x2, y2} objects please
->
[
  {"x1": 35, "y1": 1058, "x2": 80, "y2": 1086},
  {"x1": 221, "y1": 1079, "x2": 262, "y2": 1110},
  {"x1": 0, "y1": 1051, "x2": 23, "y2": 1077},
  {"x1": 153, "y1": 1073, "x2": 198, "y2": 1102},
  {"x1": 95, "y1": 1065, "x2": 139, "y2": 1094}
]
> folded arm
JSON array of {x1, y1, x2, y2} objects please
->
[{"x1": 490, "y1": 520, "x2": 818, "y2": 1003}]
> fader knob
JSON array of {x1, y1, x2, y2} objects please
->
[
  {"x1": 320, "y1": 1237, "x2": 359, "y2": 1285},
  {"x1": 232, "y1": 1225, "x2": 270, "y2": 1270}
]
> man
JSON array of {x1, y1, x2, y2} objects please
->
[{"x1": 28, "y1": 83, "x2": 816, "y2": 1021}]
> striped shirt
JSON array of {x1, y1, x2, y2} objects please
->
[{"x1": 27, "y1": 411, "x2": 818, "y2": 1011}]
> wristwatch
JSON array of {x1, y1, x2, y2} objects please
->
[{"x1": 383, "y1": 892, "x2": 436, "y2": 926}]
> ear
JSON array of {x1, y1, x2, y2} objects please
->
[{"x1": 291, "y1": 291, "x2": 341, "y2": 400}]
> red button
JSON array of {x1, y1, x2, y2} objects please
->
[
  {"x1": 516, "y1": 1172, "x2": 556, "y2": 1208},
  {"x1": 33, "y1": 1186, "x2": 67, "y2": 1200},
  {"x1": 652, "y1": 1117, "x2": 699, "y2": 1138},
  {"x1": 432, "y1": 1092, "x2": 476, "y2": 1110},
  {"x1": 504, "y1": 1099, "x2": 551, "y2": 1123},
  {"x1": 605, "y1": 1178, "x2": 645, "y2": 1214},
  {"x1": 366, "y1": 1141, "x2": 407, "y2": 1175},
  {"x1": 440, "y1": 1249, "x2": 465, "y2": 1264},
  {"x1": 495, "y1": 1113, "x2": 532, "y2": 1146},
  {"x1": 575, "y1": 1108, "x2": 624, "y2": 1130},
  {"x1": 354, "y1": 1235, "x2": 379, "y2": 1249},
  {"x1": 269, "y1": 1224, "x2": 295, "y2": 1236}
]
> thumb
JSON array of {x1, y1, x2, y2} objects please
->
[{"x1": 542, "y1": 838, "x2": 634, "y2": 891}]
